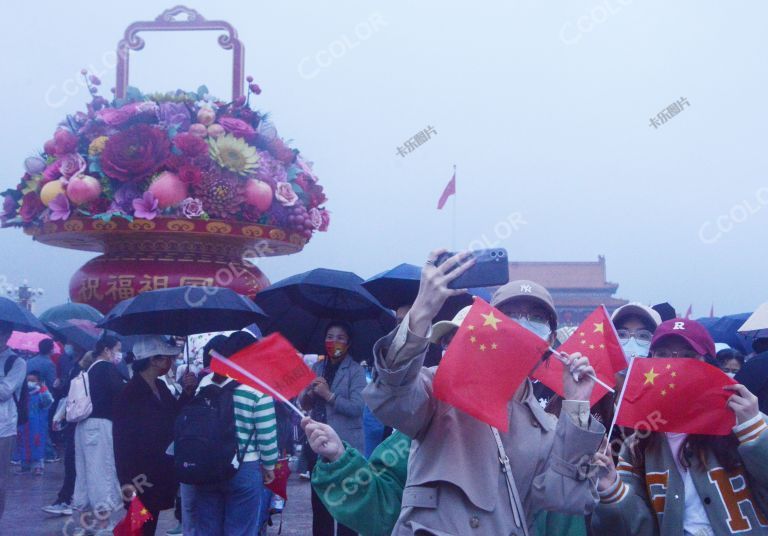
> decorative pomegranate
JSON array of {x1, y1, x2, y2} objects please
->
[
  {"x1": 244, "y1": 178, "x2": 273, "y2": 212},
  {"x1": 66, "y1": 175, "x2": 102, "y2": 205},
  {"x1": 148, "y1": 171, "x2": 188, "y2": 209}
]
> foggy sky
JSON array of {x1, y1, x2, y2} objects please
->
[{"x1": 2, "y1": 0, "x2": 767, "y2": 316}]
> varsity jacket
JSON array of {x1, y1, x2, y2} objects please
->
[{"x1": 592, "y1": 414, "x2": 768, "y2": 535}]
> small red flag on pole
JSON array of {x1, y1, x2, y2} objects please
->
[
  {"x1": 113, "y1": 496, "x2": 153, "y2": 536},
  {"x1": 437, "y1": 168, "x2": 456, "y2": 210}
]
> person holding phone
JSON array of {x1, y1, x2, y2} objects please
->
[{"x1": 363, "y1": 250, "x2": 606, "y2": 535}]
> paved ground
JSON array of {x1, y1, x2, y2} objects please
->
[{"x1": 1, "y1": 460, "x2": 313, "y2": 535}]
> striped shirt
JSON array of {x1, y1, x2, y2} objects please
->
[{"x1": 197, "y1": 374, "x2": 279, "y2": 469}]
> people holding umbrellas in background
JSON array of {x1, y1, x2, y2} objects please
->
[
  {"x1": 14, "y1": 370, "x2": 53, "y2": 475},
  {"x1": 0, "y1": 319, "x2": 26, "y2": 521},
  {"x1": 299, "y1": 321, "x2": 367, "y2": 536},
  {"x1": 736, "y1": 336, "x2": 768, "y2": 414},
  {"x1": 26, "y1": 338, "x2": 61, "y2": 464},
  {"x1": 112, "y1": 335, "x2": 196, "y2": 536},
  {"x1": 72, "y1": 334, "x2": 126, "y2": 533}
]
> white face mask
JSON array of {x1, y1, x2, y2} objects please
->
[
  {"x1": 726, "y1": 372, "x2": 736, "y2": 379},
  {"x1": 621, "y1": 338, "x2": 651, "y2": 360},
  {"x1": 514, "y1": 318, "x2": 551, "y2": 341},
  {"x1": 111, "y1": 351, "x2": 123, "y2": 364}
]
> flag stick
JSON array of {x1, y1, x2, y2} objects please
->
[
  {"x1": 452, "y1": 164, "x2": 457, "y2": 251},
  {"x1": 211, "y1": 351, "x2": 305, "y2": 419},
  {"x1": 602, "y1": 355, "x2": 637, "y2": 454},
  {"x1": 549, "y1": 348, "x2": 616, "y2": 394}
]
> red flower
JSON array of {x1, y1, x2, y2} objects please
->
[
  {"x1": 52, "y1": 129, "x2": 79, "y2": 156},
  {"x1": 295, "y1": 173, "x2": 327, "y2": 208},
  {"x1": 319, "y1": 209, "x2": 330, "y2": 232},
  {"x1": 173, "y1": 133, "x2": 208, "y2": 156},
  {"x1": 19, "y1": 192, "x2": 44, "y2": 222},
  {"x1": 269, "y1": 138, "x2": 296, "y2": 165},
  {"x1": 101, "y1": 124, "x2": 171, "y2": 183},
  {"x1": 177, "y1": 165, "x2": 203, "y2": 186},
  {"x1": 219, "y1": 117, "x2": 256, "y2": 139}
]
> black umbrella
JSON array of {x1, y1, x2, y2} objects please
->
[
  {"x1": 255, "y1": 268, "x2": 395, "y2": 361},
  {"x1": 44, "y1": 319, "x2": 103, "y2": 351},
  {"x1": 98, "y1": 286, "x2": 268, "y2": 336},
  {"x1": 0, "y1": 297, "x2": 46, "y2": 332},
  {"x1": 362, "y1": 263, "x2": 493, "y2": 321}
]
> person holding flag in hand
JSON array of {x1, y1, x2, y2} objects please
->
[
  {"x1": 592, "y1": 318, "x2": 768, "y2": 535},
  {"x1": 363, "y1": 250, "x2": 606, "y2": 535}
]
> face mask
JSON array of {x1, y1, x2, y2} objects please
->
[
  {"x1": 325, "y1": 341, "x2": 349, "y2": 359},
  {"x1": 111, "y1": 351, "x2": 123, "y2": 364},
  {"x1": 726, "y1": 372, "x2": 736, "y2": 379},
  {"x1": 514, "y1": 318, "x2": 551, "y2": 341},
  {"x1": 64, "y1": 344, "x2": 74, "y2": 355},
  {"x1": 27, "y1": 382, "x2": 39, "y2": 390},
  {"x1": 175, "y1": 358, "x2": 184, "y2": 367},
  {"x1": 621, "y1": 338, "x2": 651, "y2": 359}
]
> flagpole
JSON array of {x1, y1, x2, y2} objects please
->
[
  {"x1": 602, "y1": 355, "x2": 638, "y2": 454},
  {"x1": 211, "y1": 351, "x2": 305, "y2": 419},
  {"x1": 452, "y1": 164, "x2": 457, "y2": 251},
  {"x1": 548, "y1": 348, "x2": 616, "y2": 394}
]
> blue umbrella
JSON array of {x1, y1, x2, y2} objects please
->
[
  {"x1": 98, "y1": 286, "x2": 268, "y2": 336},
  {"x1": 255, "y1": 268, "x2": 395, "y2": 361},
  {"x1": 362, "y1": 263, "x2": 493, "y2": 320},
  {"x1": 0, "y1": 297, "x2": 46, "y2": 332},
  {"x1": 697, "y1": 313, "x2": 753, "y2": 354},
  {"x1": 39, "y1": 302, "x2": 103, "y2": 324}
]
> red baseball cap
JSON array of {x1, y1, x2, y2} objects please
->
[{"x1": 650, "y1": 318, "x2": 716, "y2": 358}]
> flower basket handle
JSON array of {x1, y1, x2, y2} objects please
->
[{"x1": 115, "y1": 5, "x2": 244, "y2": 101}]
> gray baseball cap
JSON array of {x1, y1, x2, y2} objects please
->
[{"x1": 491, "y1": 280, "x2": 557, "y2": 330}]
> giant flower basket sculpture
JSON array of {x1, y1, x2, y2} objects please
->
[{"x1": 2, "y1": 6, "x2": 329, "y2": 312}]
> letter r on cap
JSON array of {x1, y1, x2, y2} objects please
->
[
  {"x1": 673, "y1": 322, "x2": 685, "y2": 330},
  {"x1": 520, "y1": 285, "x2": 532, "y2": 293}
]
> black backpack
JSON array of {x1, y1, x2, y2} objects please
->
[
  {"x1": 174, "y1": 380, "x2": 255, "y2": 485},
  {"x1": 3, "y1": 354, "x2": 28, "y2": 426}
]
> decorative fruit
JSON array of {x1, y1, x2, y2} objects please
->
[
  {"x1": 244, "y1": 179, "x2": 273, "y2": 212},
  {"x1": 40, "y1": 179, "x2": 66, "y2": 206},
  {"x1": 148, "y1": 172, "x2": 188, "y2": 209},
  {"x1": 66, "y1": 175, "x2": 102, "y2": 205}
]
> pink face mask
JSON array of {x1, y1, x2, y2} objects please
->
[{"x1": 325, "y1": 341, "x2": 348, "y2": 359}]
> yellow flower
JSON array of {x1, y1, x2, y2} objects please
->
[
  {"x1": 208, "y1": 134, "x2": 260, "y2": 175},
  {"x1": 88, "y1": 136, "x2": 109, "y2": 156}
]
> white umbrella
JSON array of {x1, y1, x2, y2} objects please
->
[{"x1": 738, "y1": 302, "x2": 768, "y2": 336}]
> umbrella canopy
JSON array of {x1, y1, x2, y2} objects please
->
[
  {"x1": 45, "y1": 319, "x2": 104, "y2": 351},
  {"x1": 98, "y1": 286, "x2": 268, "y2": 336},
  {"x1": 255, "y1": 268, "x2": 395, "y2": 360},
  {"x1": 8, "y1": 331, "x2": 62, "y2": 358},
  {"x1": 697, "y1": 313, "x2": 753, "y2": 354},
  {"x1": 0, "y1": 297, "x2": 46, "y2": 332},
  {"x1": 39, "y1": 302, "x2": 103, "y2": 324},
  {"x1": 738, "y1": 303, "x2": 768, "y2": 337},
  {"x1": 362, "y1": 263, "x2": 493, "y2": 321}
]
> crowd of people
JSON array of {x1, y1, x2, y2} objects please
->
[{"x1": 0, "y1": 250, "x2": 765, "y2": 535}]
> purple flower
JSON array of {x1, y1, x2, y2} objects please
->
[
  {"x1": 180, "y1": 197, "x2": 204, "y2": 218},
  {"x1": 48, "y1": 194, "x2": 71, "y2": 221},
  {"x1": 114, "y1": 183, "x2": 142, "y2": 212},
  {"x1": 158, "y1": 102, "x2": 192, "y2": 131},
  {"x1": 132, "y1": 191, "x2": 159, "y2": 220},
  {"x1": 97, "y1": 102, "x2": 158, "y2": 127},
  {"x1": 24, "y1": 156, "x2": 47, "y2": 175},
  {"x1": 42, "y1": 161, "x2": 63, "y2": 183}
]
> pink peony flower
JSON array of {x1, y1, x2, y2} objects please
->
[
  {"x1": 180, "y1": 197, "x2": 204, "y2": 218},
  {"x1": 308, "y1": 207, "x2": 322, "y2": 230},
  {"x1": 101, "y1": 124, "x2": 171, "y2": 183},
  {"x1": 48, "y1": 193, "x2": 71, "y2": 221},
  {"x1": 319, "y1": 209, "x2": 330, "y2": 231},
  {"x1": 132, "y1": 191, "x2": 159, "y2": 220},
  {"x1": 173, "y1": 133, "x2": 208, "y2": 156},
  {"x1": 58, "y1": 153, "x2": 87, "y2": 179},
  {"x1": 274, "y1": 182, "x2": 298, "y2": 207},
  {"x1": 97, "y1": 101, "x2": 158, "y2": 127},
  {"x1": 219, "y1": 117, "x2": 255, "y2": 139}
]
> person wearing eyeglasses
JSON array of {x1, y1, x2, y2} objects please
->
[
  {"x1": 592, "y1": 318, "x2": 768, "y2": 536},
  {"x1": 611, "y1": 303, "x2": 662, "y2": 360},
  {"x1": 364, "y1": 251, "x2": 605, "y2": 536}
]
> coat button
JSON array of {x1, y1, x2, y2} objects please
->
[
  {"x1": 469, "y1": 515, "x2": 480, "y2": 529},
  {"x1": 704, "y1": 497, "x2": 711, "y2": 505}
]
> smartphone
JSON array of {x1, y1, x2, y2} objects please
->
[{"x1": 435, "y1": 249, "x2": 510, "y2": 289}]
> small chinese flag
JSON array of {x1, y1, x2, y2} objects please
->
[
  {"x1": 433, "y1": 297, "x2": 551, "y2": 431},
  {"x1": 211, "y1": 333, "x2": 316, "y2": 401},
  {"x1": 533, "y1": 306, "x2": 625, "y2": 406},
  {"x1": 266, "y1": 458, "x2": 291, "y2": 499},
  {"x1": 615, "y1": 357, "x2": 737, "y2": 436},
  {"x1": 436, "y1": 169, "x2": 456, "y2": 210},
  {"x1": 113, "y1": 496, "x2": 153, "y2": 536}
]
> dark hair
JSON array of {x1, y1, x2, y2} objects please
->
[
  {"x1": 202, "y1": 335, "x2": 230, "y2": 368},
  {"x1": 615, "y1": 313, "x2": 656, "y2": 333},
  {"x1": 753, "y1": 337, "x2": 768, "y2": 354},
  {"x1": 27, "y1": 370, "x2": 41, "y2": 381},
  {"x1": 94, "y1": 334, "x2": 120, "y2": 357},
  {"x1": 717, "y1": 348, "x2": 745, "y2": 367},
  {"x1": 132, "y1": 358, "x2": 151, "y2": 374},
  {"x1": 38, "y1": 338, "x2": 54, "y2": 354},
  {"x1": 225, "y1": 331, "x2": 258, "y2": 355},
  {"x1": 326, "y1": 321, "x2": 353, "y2": 341}
]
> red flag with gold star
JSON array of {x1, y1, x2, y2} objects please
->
[
  {"x1": 615, "y1": 357, "x2": 737, "y2": 435},
  {"x1": 533, "y1": 306, "x2": 625, "y2": 406},
  {"x1": 266, "y1": 458, "x2": 291, "y2": 499},
  {"x1": 433, "y1": 297, "x2": 551, "y2": 431},
  {"x1": 113, "y1": 496, "x2": 153, "y2": 536}
]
